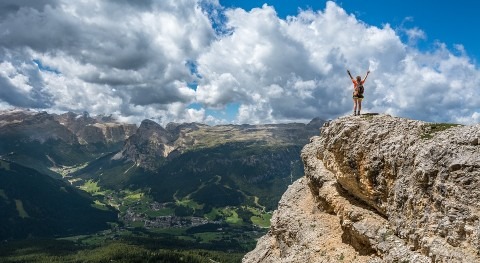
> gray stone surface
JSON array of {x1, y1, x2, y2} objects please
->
[{"x1": 244, "y1": 114, "x2": 480, "y2": 263}]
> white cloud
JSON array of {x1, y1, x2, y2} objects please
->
[
  {"x1": 405, "y1": 27, "x2": 426, "y2": 44},
  {"x1": 0, "y1": 0, "x2": 479, "y2": 125},
  {"x1": 0, "y1": 0, "x2": 216, "y2": 123},
  {"x1": 196, "y1": 72, "x2": 243, "y2": 107},
  {"x1": 184, "y1": 107, "x2": 206, "y2": 123},
  {"x1": 196, "y1": 1, "x2": 480, "y2": 124},
  {"x1": 197, "y1": 2, "x2": 406, "y2": 122}
]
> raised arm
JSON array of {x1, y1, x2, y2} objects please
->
[
  {"x1": 363, "y1": 70, "x2": 370, "y2": 82},
  {"x1": 347, "y1": 70, "x2": 354, "y2": 80}
]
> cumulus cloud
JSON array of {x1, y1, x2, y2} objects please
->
[
  {"x1": 0, "y1": 0, "x2": 215, "y2": 124},
  {"x1": 196, "y1": 1, "x2": 480, "y2": 124},
  {"x1": 0, "y1": 59, "x2": 52, "y2": 108},
  {"x1": 0, "y1": 0, "x2": 479, "y2": 125},
  {"x1": 197, "y1": 2, "x2": 406, "y2": 123},
  {"x1": 0, "y1": 0, "x2": 59, "y2": 17}
]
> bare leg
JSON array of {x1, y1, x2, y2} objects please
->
[
  {"x1": 358, "y1": 100, "x2": 362, "y2": 115},
  {"x1": 353, "y1": 99, "x2": 358, "y2": 115}
]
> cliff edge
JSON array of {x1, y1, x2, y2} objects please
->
[{"x1": 244, "y1": 114, "x2": 480, "y2": 263}]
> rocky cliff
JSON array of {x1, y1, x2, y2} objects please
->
[
  {"x1": 0, "y1": 109, "x2": 138, "y2": 176},
  {"x1": 118, "y1": 119, "x2": 177, "y2": 169},
  {"x1": 244, "y1": 114, "x2": 480, "y2": 263},
  {"x1": 0, "y1": 109, "x2": 76, "y2": 144},
  {"x1": 116, "y1": 119, "x2": 324, "y2": 171},
  {"x1": 0, "y1": 109, "x2": 136, "y2": 146},
  {"x1": 54, "y1": 111, "x2": 137, "y2": 145}
]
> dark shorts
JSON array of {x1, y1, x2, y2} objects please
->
[{"x1": 353, "y1": 95, "x2": 364, "y2": 100}]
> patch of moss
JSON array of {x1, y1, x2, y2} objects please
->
[
  {"x1": 421, "y1": 123, "x2": 461, "y2": 139},
  {"x1": 360, "y1": 113, "x2": 379, "y2": 119}
]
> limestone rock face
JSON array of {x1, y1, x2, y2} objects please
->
[
  {"x1": 76, "y1": 123, "x2": 137, "y2": 145},
  {"x1": 118, "y1": 119, "x2": 324, "y2": 171},
  {"x1": 244, "y1": 114, "x2": 480, "y2": 263},
  {"x1": 54, "y1": 111, "x2": 137, "y2": 145},
  {"x1": 120, "y1": 119, "x2": 176, "y2": 169},
  {"x1": 0, "y1": 109, "x2": 76, "y2": 144}
]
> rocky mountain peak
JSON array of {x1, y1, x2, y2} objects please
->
[
  {"x1": 306, "y1": 116, "x2": 325, "y2": 130},
  {"x1": 244, "y1": 114, "x2": 480, "y2": 263},
  {"x1": 118, "y1": 117, "x2": 325, "y2": 171},
  {"x1": 137, "y1": 119, "x2": 174, "y2": 144},
  {"x1": 139, "y1": 119, "x2": 162, "y2": 129},
  {"x1": 119, "y1": 119, "x2": 176, "y2": 169},
  {"x1": 0, "y1": 109, "x2": 76, "y2": 144},
  {"x1": 54, "y1": 111, "x2": 96, "y2": 134},
  {"x1": 54, "y1": 111, "x2": 137, "y2": 145}
]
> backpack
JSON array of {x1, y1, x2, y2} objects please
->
[{"x1": 356, "y1": 83, "x2": 364, "y2": 95}]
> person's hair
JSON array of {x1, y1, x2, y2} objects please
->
[{"x1": 356, "y1": 76, "x2": 361, "y2": 82}]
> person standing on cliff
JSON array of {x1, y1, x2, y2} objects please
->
[{"x1": 347, "y1": 70, "x2": 370, "y2": 116}]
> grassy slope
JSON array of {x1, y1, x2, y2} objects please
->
[
  {"x1": 0, "y1": 159, "x2": 118, "y2": 240},
  {"x1": 132, "y1": 142, "x2": 304, "y2": 211}
]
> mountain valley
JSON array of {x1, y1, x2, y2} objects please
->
[{"x1": 0, "y1": 109, "x2": 323, "y2": 262}]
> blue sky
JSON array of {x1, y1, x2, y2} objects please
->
[{"x1": 0, "y1": 0, "x2": 479, "y2": 125}]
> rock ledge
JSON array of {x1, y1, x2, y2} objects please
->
[{"x1": 244, "y1": 114, "x2": 480, "y2": 263}]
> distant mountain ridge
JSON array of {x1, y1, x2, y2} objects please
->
[
  {"x1": 0, "y1": 109, "x2": 137, "y2": 175},
  {"x1": 117, "y1": 118, "x2": 323, "y2": 171},
  {"x1": 0, "y1": 110, "x2": 76, "y2": 144},
  {"x1": 0, "y1": 109, "x2": 325, "y2": 234},
  {"x1": 72, "y1": 113, "x2": 324, "y2": 211},
  {"x1": 53, "y1": 111, "x2": 137, "y2": 146}
]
